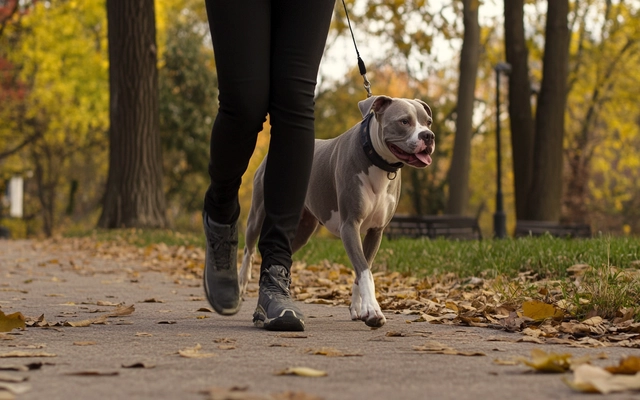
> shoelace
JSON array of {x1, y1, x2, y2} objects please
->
[
  {"x1": 262, "y1": 268, "x2": 291, "y2": 298},
  {"x1": 207, "y1": 225, "x2": 236, "y2": 271}
]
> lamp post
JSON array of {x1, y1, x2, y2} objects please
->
[{"x1": 494, "y1": 62, "x2": 511, "y2": 239}]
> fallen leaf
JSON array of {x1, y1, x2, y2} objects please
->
[
  {"x1": 0, "y1": 374, "x2": 27, "y2": 383},
  {"x1": 605, "y1": 356, "x2": 640, "y2": 375},
  {"x1": 522, "y1": 300, "x2": 564, "y2": 321},
  {"x1": 64, "y1": 315, "x2": 107, "y2": 327},
  {"x1": 0, "y1": 351, "x2": 56, "y2": 358},
  {"x1": 178, "y1": 344, "x2": 215, "y2": 359},
  {"x1": 493, "y1": 359, "x2": 519, "y2": 366},
  {"x1": 213, "y1": 338, "x2": 236, "y2": 344},
  {"x1": 157, "y1": 321, "x2": 176, "y2": 325},
  {"x1": 564, "y1": 364, "x2": 640, "y2": 394},
  {"x1": 385, "y1": 331, "x2": 406, "y2": 337},
  {"x1": 276, "y1": 333, "x2": 308, "y2": 339},
  {"x1": 135, "y1": 332, "x2": 153, "y2": 337},
  {"x1": 413, "y1": 341, "x2": 486, "y2": 356},
  {"x1": 0, "y1": 312, "x2": 25, "y2": 333},
  {"x1": 108, "y1": 304, "x2": 135, "y2": 317},
  {"x1": 275, "y1": 367, "x2": 327, "y2": 377},
  {"x1": 122, "y1": 362, "x2": 155, "y2": 369},
  {"x1": 0, "y1": 382, "x2": 30, "y2": 395},
  {"x1": 517, "y1": 349, "x2": 572, "y2": 373},
  {"x1": 305, "y1": 347, "x2": 362, "y2": 357},
  {"x1": 217, "y1": 345, "x2": 236, "y2": 350},
  {"x1": 197, "y1": 308, "x2": 213, "y2": 313},
  {"x1": 65, "y1": 371, "x2": 119, "y2": 376},
  {"x1": 73, "y1": 341, "x2": 96, "y2": 346},
  {"x1": 142, "y1": 298, "x2": 164, "y2": 303}
]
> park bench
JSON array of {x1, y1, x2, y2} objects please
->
[
  {"x1": 514, "y1": 220, "x2": 592, "y2": 238},
  {"x1": 385, "y1": 214, "x2": 482, "y2": 240}
]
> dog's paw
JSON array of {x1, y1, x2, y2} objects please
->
[{"x1": 358, "y1": 304, "x2": 386, "y2": 327}]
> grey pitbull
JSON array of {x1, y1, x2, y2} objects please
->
[{"x1": 239, "y1": 95, "x2": 435, "y2": 327}]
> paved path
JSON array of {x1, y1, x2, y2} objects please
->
[{"x1": 0, "y1": 240, "x2": 636, "y2": 400}]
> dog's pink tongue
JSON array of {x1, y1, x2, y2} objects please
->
[{"x1": 416, "y1": 152, "x2": 432, "y2": 165}]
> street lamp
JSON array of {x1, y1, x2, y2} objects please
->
[{"x1": 494, "y1": 62, "x2": 511, "y2": 239}]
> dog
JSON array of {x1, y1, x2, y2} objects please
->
[{"x1": 239, "y1": 95, "x2": 435, "y2": 327}]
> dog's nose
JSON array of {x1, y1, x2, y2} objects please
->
[{"x1": 420, "y1": 130, "x2": 435, "y2": 143}]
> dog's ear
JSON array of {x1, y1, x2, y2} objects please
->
[
  {"x1": 414, "y1": 99, "x2": 432, "y2": 118},
  {"x1": 358, "y1": 95, "x2": 393, "y2": 118}
]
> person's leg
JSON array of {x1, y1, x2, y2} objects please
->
[
  {"x1": 253, "y1": 0, "x2": 335, "y2": 330},
  {"x1": 202, "y1": 0, "x2": 271, "y2": 315}
]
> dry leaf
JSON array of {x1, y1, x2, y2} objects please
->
[
  {"x1": 275, "y1": 367, "x2": 327, "y2": 377},
  {"x1": 157, "y1": 321, "x2": 176, "y2": 325},
  {"x1": 64, "y1": 315, "x2": 107, "y2": 327},
  {"x1": 276, "y1": 333, "x2": 308, "y2": 339},
  {"x1": 413, "y1": 341, "x2": 485, "y2": 356},
  {"x1": 522, "y1": 300, "x2": 564, "y2": 321},
  {"x1": 178, "y1": 344, "x2": 216, "y2": 359},
  {"x1": 73, "y1": 341, "x2": 96, "y2": 346},
  {"x1": 0, "y1": 351, "x2": 56, "y2": 358},
  {"x1": 0, "y1": 312, "x2": 25, "y2": 333},
  {"x1": 197, "y1": 308, "x2": 213, "y2": 313},
  {"x1": 213, "y1": 338, "x2": 236, "y2": 344},
  {"x1": 217, "y1": 345, "x2": 236, "y2": 350},
  {"x1": 0, "y1": 374, "x2": 27, "y2": 383},
  {"x1": 0, "y1": 382, "x2": 30, "y2": 395},
  {"x1": 517, "y1": 349, "x2": 572, "y2": 373},
  {"x1": 122, "y1": 362, "x2": 155, "y2": 369},
  {"x1": 605, "y1": 356, "x2": 640, "y2": 375},
  {"x1": 135, "y1": 332, "x2": 153, "y2": 337},
  {"x1": 305, "y1": 347, "x2": 362, "y2": 357},
  {"x1": 142, "y1": 298, "x2": 164, "y2": 303},
  {"x1": 65, "y1": 371, "x2": 119, "y2": 376},
  {"x1": 385, "y1": 331, "x2": 406, "y2": 337},
  {"x1": 564, "y1": 364, "x2": 640, "y2": 394},
  {"x1": 493, "y1": 359, "x2": 519, "y2": 366}
]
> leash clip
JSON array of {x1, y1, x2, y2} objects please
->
[{"x1": 363, "y1": 74, "x2": 372, "y2": 98}]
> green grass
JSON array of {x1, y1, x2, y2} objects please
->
[
  {"x1": 65, "y1": 228, "x2": 640, "y2": 280},
  {"x1": 296, "y1": 234, "x2": 640, "y2": 279}
]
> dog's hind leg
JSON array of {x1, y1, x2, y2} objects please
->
[
  {"x1": 291, "y1": 209, "x2": 319, "y2": 254},
  {"x1": 239, "y1": 164, "x2": 267, "y2": 297}
]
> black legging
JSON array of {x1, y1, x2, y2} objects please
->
[{"x1": 203, "y1": 1, "x2": 334, "y2": 271}]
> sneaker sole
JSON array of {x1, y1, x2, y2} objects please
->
[{"x1": 253, "y1": 309, "x2": 305, "y2": 331}]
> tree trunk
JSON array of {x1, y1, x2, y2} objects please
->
[
  {"x1": 99, "y1": 0, "x2": 167, "y2": 229},
  {"x1": 527, "y1": 0, "x2": 570, "y2": 221},
  {"x1": 504, "y1": 0, "x2": 535, "y2": 220},
  {"x1": 447, "y1": 0, "x2": 480, "y2": 215}
]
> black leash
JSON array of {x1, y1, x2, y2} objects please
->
[{"x1": 341, "y1": 0, "x2": 372, "y2": 98}]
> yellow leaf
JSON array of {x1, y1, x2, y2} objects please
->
[
  {"x1": 178, "y1": 344, "x2": 215, "y2": 359},
  {"x1": 0, "y1": 311, "x2": 25, "y2": 333},
  {"x1": 522, "y1": 300, "x2": 564, "y2": 321},
  {"x1": 276, "y1": 367, "x2": 327, "y2": 377},
  {"x1": 605, "y1": 356, "x2": 640, "y2": 375},
  {"x1": 518, "y1": 349, "x2": 572, "y2": 373}
]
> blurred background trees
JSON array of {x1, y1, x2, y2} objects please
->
[{"x1": 1, "y1": 0, "x2": 639, "y2": 237}]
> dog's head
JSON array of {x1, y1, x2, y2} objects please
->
[{"x1": 358, "y1": 95, "x2": 435, "y2": 168}]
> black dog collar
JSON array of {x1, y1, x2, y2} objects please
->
[{"x1": 360, "y1": 112, "x2": 403, "y2": 174}]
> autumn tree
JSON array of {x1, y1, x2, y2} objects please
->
[
  {"x1": 447, "y1": 0, "x2": 480, "y2": 215},
  {"x1": 503, "y1": 0, "x2": 535, "y2": 220},
  {"x1": 99, "y1": 0, "x2": 167, "y2": 229}
]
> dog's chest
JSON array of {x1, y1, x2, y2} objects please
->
[{"x1": 356, "y1": 169, "x2": 399, "y2": 231}]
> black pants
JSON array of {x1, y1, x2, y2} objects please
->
[{"x1": 203, "y1": 1, "x2": 334, "y2": 271}]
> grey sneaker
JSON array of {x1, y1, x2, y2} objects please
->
[
  {"x1": 203, "y1": 212, "x2": 241, "y2": 315},
  {"x1": 253, "y1": 265, "x2": 305, "y2": 331}
]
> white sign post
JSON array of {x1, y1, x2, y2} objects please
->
[{"x1": 9, "y1": 176, "x2": 23, "y2": 218}]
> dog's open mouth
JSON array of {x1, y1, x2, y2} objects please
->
[{"x1": 387, "y1": 143, "x2": 432, "y2": 167}]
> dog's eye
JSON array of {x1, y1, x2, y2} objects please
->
[{"x1": 400, "y1": 119, "x2": 409, "y2": 125}]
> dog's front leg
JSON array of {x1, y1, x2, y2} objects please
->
[{"x1": 341, "y1": 223, "x2": 386, "y2": 327}]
